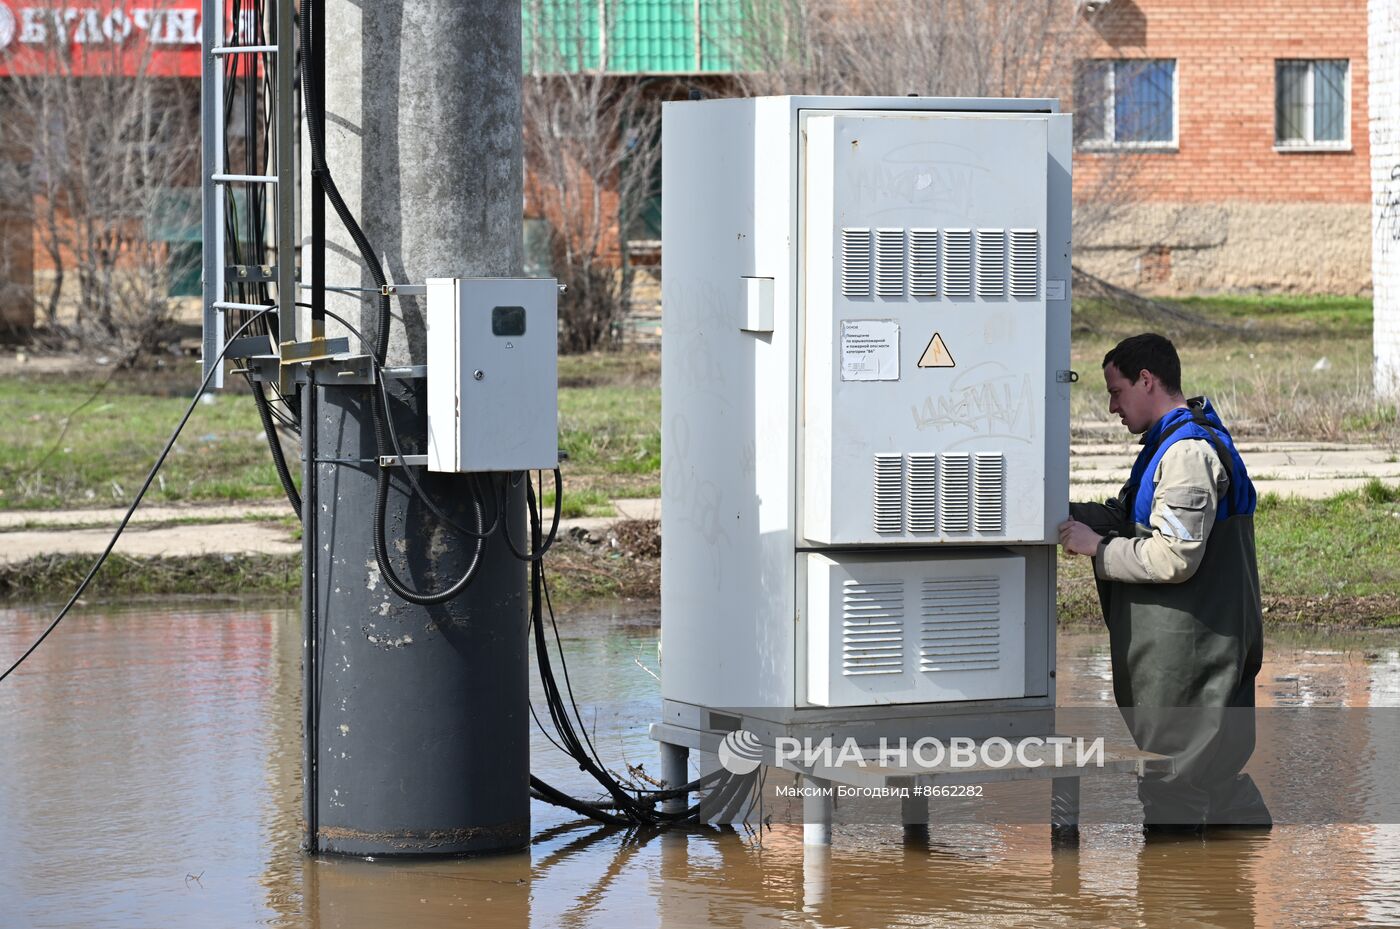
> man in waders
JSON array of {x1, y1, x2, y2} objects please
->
[{"x1": 1058, "y1": 333, "x2": 1271, "y2": 832}]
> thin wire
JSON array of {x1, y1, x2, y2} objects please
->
[
  {"x1": 20, "y1": 359, "x2": 126, "y2": 480},
  {"x1": 0, "y1": 310, "x2": 273, "y2": 685}
]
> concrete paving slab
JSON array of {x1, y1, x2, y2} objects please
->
[
  {"x1": 0, "y1": 503, "x2": 293, "y2": 531},
  {"x1": 0, "y1": 522, "x2": 301, "y2": 565}
]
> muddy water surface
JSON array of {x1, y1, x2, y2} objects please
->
[{"x1": 2, "y1": 604, "x2": 1399, "y2": 928}]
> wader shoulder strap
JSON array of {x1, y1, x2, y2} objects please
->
[
  {"x1": 1132, "y1": 413, "x2": 1234, "y2": 501},
  {"x1": 1189, "y1": 409, "x2": 1235, "y2": 485}
]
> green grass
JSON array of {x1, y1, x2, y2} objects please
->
[
  {"x1": 0, "y1": 353, "x2": 665, "y2": 514},
  {"x1": 540, "y1": 487, "x2": 616, "y2": 519},
  {"x1": 1255, "y1": 479, "x2": 1400, "y2": 600},
  {"x1": 557, "y1": 356, "x2": 661, "y2": 503},
  {"x1": 1070, "y1": 296, "x2": 1394, "y2": 443},
  {"x1": 0, "y1": 371, "x2": 291, "y2": 511},
  {"x1": 1059, "y1": 481, "x2": 1400, "y2": 627},
  {"x1": 1174, "y1": 294, "x2": 1373, "y2": 330},
  {"x1": 558, "y1": 350, "x2": 660, "y2": 387},
  {"x1": 1072, "y1": 294, "x2": 1373, "y2": 335},
  {"x1": 0, "y1": 511, "x2": 292, "y2": 532}
]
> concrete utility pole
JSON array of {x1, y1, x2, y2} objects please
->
[
  {"x1": 299, "y1": 0, "x2": 530, "y2": 856},
  {"x1": 1373, "y1": 0, "x2": 1400, "y2": 399}
]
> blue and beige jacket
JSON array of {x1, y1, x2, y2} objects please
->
[{"x1": 1069, "y1": 397, "x2": 1263, "y2": 710}]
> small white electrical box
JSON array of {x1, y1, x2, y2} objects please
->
[{"x1": 426, "y1": 277, "x2": 559, "y2": 473}]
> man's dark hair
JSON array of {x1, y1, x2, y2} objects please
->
[{"x1": 1102, "y1": 333, "x2": 1183, "y2": 395}]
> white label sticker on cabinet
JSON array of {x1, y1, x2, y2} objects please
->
[
  {"x1": 841, "y1": 319, "x2": 900, "y2": 381},
  {"x1": 1046, "y1": 279, "x2": 1066, "y2": 301}
]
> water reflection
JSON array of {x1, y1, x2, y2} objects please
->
[{"x1": 1, "y1": 605, "x2": 1399, "y2": 928}]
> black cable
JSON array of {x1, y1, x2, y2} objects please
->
[
  {"x1": 298, "y1": 0, "x2": 390, "y2": 362},
  {"x1": 502, "y1": 469, "x2": 563, "y2": 561},
  {"x1": 538, "y1": 552, "x2": 620, "y2": 778},
  {"x1": 221, "y1": 4, "x2": 302, "y2": 509},
  {"x1": 308, "y1": 305, "x2": 493, "y2": 604},
  {"x1": 376, "y1": 378, "x2": 501, "y2": 540},
  {"x1": 0, "y1": 311, "x2": 273, "y2": 686},
  {"x1": 531, "y1": 776, "x2": 630, "y2": 826},
  {"x1": 526, "y1": 483, "x2": 722, "y2": 826},
  {"x1": 370, "y1": 432, "x2": 486, "y2": 604},
  {"x1": 250, "y1": 374, "x2": 301, "y2": 515}
]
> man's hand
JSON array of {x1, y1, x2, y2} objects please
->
[{"x1": 1058, "y1": 518, "x2": 1104, "y2": 557}]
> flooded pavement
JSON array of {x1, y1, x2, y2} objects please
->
[{"x1": 2, "y1": 602, "x2": 1400, "y2": 928}]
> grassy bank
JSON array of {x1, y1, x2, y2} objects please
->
[
  {"x1": 0, "y1": 552, "x2": 302, "y2": 602},
  {"x1": 6, "y1": 488, "x2": 1398, "y2": 627},
  {"x1": 1058, "y1": 479, "x2": 1400, "y2": 627}
]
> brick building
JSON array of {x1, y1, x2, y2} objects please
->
[
  {"x1": 1073, "y1": 0, "x2": 1372, "y2": 295},
  {"x1": 1, "y1": 0, "x2": 1381, "y2": 341},
  {"x1": 0, "y1": 0, "x2": 206, "y2": 334},
  {"x1": 528, "y1": 0, "x2": 1378, "y2": 298}
]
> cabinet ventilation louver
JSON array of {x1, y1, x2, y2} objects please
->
[
  {"x1": 976, "y1": 229, "x2": 1006, "y2": 298},
  {"x1": 842, "y1": 579, "x2": 905, "y2": 676},
  {"x1": 1009, "y1": 229, "x2": 1039, "y2": 298},
  {"x1": 908, "y1": 229, "x2": 938, "y2": 297},
  {"x1": 841, "y1": 227, "x2": 872, "y2": 297},
  {"x1": 872, "y1": 454, "x2": 904, "y2": 533},
  {"x1": 874, "y1": 228, "x2": 906, "y2": 297},
  {"x1": 942, "y1": 230, "x2": 972, "y2": 298},
  {"x1": 937, "y1": 453, "x2": 971, "y2": 532},
  {"x1": 905, "y1": 453, "x2": 937, "y2": 533},
  {"x1": 972, "y1": 453, "x2": 1006, "y2": 533},
  {"x1": 919, "y1": 575, "x2": 1001, "y2": 673}
]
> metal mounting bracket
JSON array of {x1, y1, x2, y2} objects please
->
[{"x1": 378, "y1": 454, "x2": 429, "y2": 468}]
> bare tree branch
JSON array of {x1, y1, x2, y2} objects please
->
[
  {"x1": 523, "y1": 0, "x2": 664, "y2": 353},
  {"x1": 2, "y1": 0, "x2": 199, "y2": 360}
]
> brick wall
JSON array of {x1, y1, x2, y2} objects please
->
[
  {"x1": 1076, "y1": 0, "x2": 1370, "y2": 203},
  {"x1": 1074, "y1": 0, "x2": 1373, "y2": 294},
  {"x1": 1373, "y1": 0, "x2": 1400, "y2": 397}
]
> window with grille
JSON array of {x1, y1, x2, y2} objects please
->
[
  {"x1": 1276, "y1": 59, "x2": 1349, "y2": 149},
  {"x1": 1074, "y1": 58, "x2": 1176, "y2": 149}
]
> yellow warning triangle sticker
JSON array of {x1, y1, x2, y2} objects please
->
[{"x1": 918, "y1": 332, "x2": 955, "y2": 368}]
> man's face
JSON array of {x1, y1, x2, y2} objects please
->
[{"x1": 1104, "y1": 362, "x2": 1156, "y2": 435}]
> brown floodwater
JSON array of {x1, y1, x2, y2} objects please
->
[{"x1": 2, "y1": 602, "x2": 1399, "y2": 929}]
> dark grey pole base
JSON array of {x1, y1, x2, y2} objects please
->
[{"x1": 304, "y1": 378, "x2": 529, "y2": 857}]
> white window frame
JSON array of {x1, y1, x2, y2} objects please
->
[
  {"x1": 1076, "y1": 58, "x2": 1179, "y2": 152},
  {"x1": 1274, "y1": 59, "x2": 1351, "y2": 153}
]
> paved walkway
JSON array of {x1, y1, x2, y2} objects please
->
[
  {"x1": 1070, "y1": 440, "x2": 1400, "y2": 502},
  {"x1": 0, "y1": 442, "x2": 1393, "y2": 564},
  {"x1": 0, "y1": 499, "x2": 663, "y2": 565}
]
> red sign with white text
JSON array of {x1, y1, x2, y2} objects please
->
[{"x1": 0, "y1": 1, "x2": 206, "y2": 77}]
